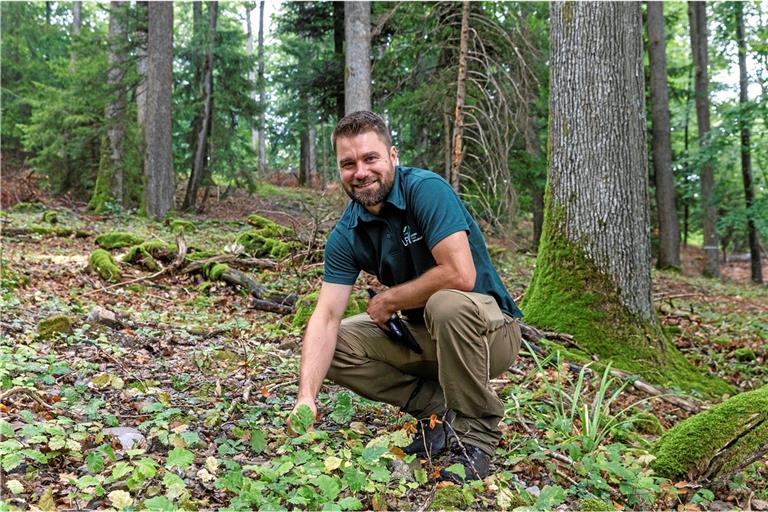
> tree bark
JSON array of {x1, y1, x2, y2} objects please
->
[
  {"x1": 246, "y1": 4, "x2": 257, "y2": 152},
  {"x1": 344, "y1": 1, "x2": 371, "y2": 114},
  {"x1": 144, "y1": 1, "x2": 175, "y2": 220},
  {"x1": 258, "y1": 0, "x2": 267, "y2": 177},
  {"x1": 135, "y1": 2, "x2": 149, "y2": 129},
  {"x1": 72, "y1": 2, "x2": 82, "y2": 35},
  {"x1": 183, "y1": 1, "x2": 218, "y2": 211},
  {"x1": 522, "y1": 2, "x2": 726, "y2": 395},
  {"x1": 299, "y1": 127, "x2": 317, "y2": 187},
  {"x1": 107, "y1": 1, "x2": 127, "y2": 206},
  {"x1": 448, "y1": 0, "x2": 470, "y2": 193},
  {"x1": 735, "y1": 3, "x2": 763, "y2": 284},
  {"x1": 333, "y1": 1, "x2": 345, "y2": 120},
  {"x1": 647, "y1": 1, "x2": 681, "y2": 270},
  {"x1": 688, "y1": 1, "x2": 719, "y2": 278}
]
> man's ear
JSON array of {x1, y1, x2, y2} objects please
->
[{"x1": 390, "y1": 146, "x2": 398, "y2": 166}]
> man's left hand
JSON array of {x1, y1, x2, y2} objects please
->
[{"x1": 367, "y1": 290, "x2": 396, "y2": 328}]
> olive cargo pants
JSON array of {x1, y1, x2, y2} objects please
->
[{"x1": 326, "y1": 289, "x2": 521, "y2": 455}]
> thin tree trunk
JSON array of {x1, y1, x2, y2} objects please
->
[
  {"x1": 308, "y1": 125, "x2": 318, "y2": 188},
  {"x1": 136, "y1": 1, "x2": 149, "y2": 128},
  {"x1": 647, "y1": 1, "x2": 681, "y2": 270},
  {"x1": 72, "y1": 2, "x2": 82, "y2": 35},
  {"x1": 683, "y1": 64, "x2": 693, "y2": 248},
  {"x1": 258, "y1": 0, "x2": 267, "y2": 177},
  {"x1": 107, "y1": 1, "x2": 127, "y2": 206},
  {"x1": 344, "y1": 1, "x2": 371, "y2": 114},
  {"x1": 184, "y1": 1, "x2": 218, "y2": 211},
  {"x1": 735, "y1": 3, "x2": 763, "y2": 283},
  {"x1": 144, "y1": 1, "x2": 175, "y2": 220},
  {"x1": 246, "y1": 5, "x2": 257, "y2": 152},
  {"x1": 688, "y1": 1, "x2": 719, "y2": 278},
  {"x1": 449, "y1": 0, "x2": 470, "y2": 193},
  {"x1": 333, "y1": 1, "x2": 345, "y2": 120},
  {"x1": 443, "y1": 109, "x2": 451, "y2": 180}
]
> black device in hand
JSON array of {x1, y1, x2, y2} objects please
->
[{"x1": 366, "y1": 288, "x2": 423, "y2": 354}]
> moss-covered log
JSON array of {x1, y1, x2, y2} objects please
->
[
  {"x1": 123, "y1": 241, "x2": 174, "y2": 271},
  {"x1": 90, "y1": 249, "x2": 121, "y2": 281},
  {"x1": 652, "y1": 385, "x2": 768, "y2": 487},
  {"x1": 95, "y1": 231, "x2": 145, "y2": 249},
  {"x1": 3, "y1": 225, "x2": 89, "y2": 238}
]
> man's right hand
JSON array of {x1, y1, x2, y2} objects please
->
[{"x1": 287, "y1": 398, "x2": 317, "y2": 435}]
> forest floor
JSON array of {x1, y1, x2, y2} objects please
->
[{"x1": 1, "y1": 178, "x2": 767, "y2": 511}]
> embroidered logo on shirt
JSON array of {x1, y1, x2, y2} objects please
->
[{"x1": 402, "y1": 225, "x2": 424, "y2": 247}]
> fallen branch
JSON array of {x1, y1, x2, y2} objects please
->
[
  {"x1": 0, "y1": 387, "x2": 54, "y2": 410},
  {"x1": 252, "y1": 298, "x2": 293, "y2": 315},
  {"x1": 518, "y1": 322, "x2": 701, "y2": 413}
]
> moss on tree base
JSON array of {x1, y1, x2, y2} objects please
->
[
  {"x1": 652, "y1": 385, "x2": 768, "y2": 486},
  {"x1": 522, "y1": 220, "x2": 731, "y2": 397},
  {"x1": 38, "y1": 314, "x2": 74, "y2": 339}
]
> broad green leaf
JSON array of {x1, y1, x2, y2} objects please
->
[
  {"x1": 290, "y1": 404, "x2": 314, "y2": 435},
  {"x1": 337, "y1": 496, "x2": 364, "y2": 511},
  {"x1": 414, "y1": 468, "x2": 428, "y2": 485},
  {"x1": 361, "y1": 445, "x2": 388, "y2": 461},
  {"x1": 86, "y1": 451, "x2": 104, "y2": 472},
  {"x1": 166, "y1": 447, "x2": 194, "y2": 470},
  {"x1": 444, "y1": 463, "x2": 466, "y2": 479},
  {"x1": 368, "y1": 464, "x2": 390, "y2": 483},
  {"x1": 0, "y1": 439, "x2": 23, "y2": 453},
  {"x1": 534, "y1": 484, "x2": 566, "y2": 510},
  {"x1": 108, "y1": 489, "x2": 134, "y2": 509},
  {"x1": 250, "y1": 429, "x2": 266, "y2": 453},
  {"x1": 316, "y1": 474, "x2": 342, "y2": 500},
  {"x1": 6, "y1": 479, "x2": 24, "y2": 494},
  {"x1": 110, "y1": 461, "x2": 132, "y2": 480},
  {"x1": 342, "y1": 466, "x2": 367, "y2": 492},
  {"x1": 22, "y1": 448, "x2": 47, "y2": 463},
  {"x1": 323, "y1": 455, "x2": 342, "y2": 473},
  {"x1": 163, "y1": 472, "x2": 186, "y2": 499},
  {"x1": 179, "y1": 430, "x2": 201, "y2": 447},
  {"x1": 48, "y1": 437, "x2": 65, "y2": 450},
  {"x1": 135, "y1": 457, "x2": 158, "y2": 478},
  {"x1": 144, "y1": 496, "x2": 175, "y2": 511},
  {"x1": 2, "y1": 452, "x2": 25, "y2": 471},
  {"x1": 0, "y1": 421, "x2": 15, "y2": 437},
  {"x1": 91, "y1": 373, "x2": 112, "y2": 388},
  {"x1": 77, "y1": 475, "x2": 101, "y2": 490}
]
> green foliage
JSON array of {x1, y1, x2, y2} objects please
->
[
  {"x1": 37, "y1": 314, "x2": 74, "y2": 339},
  {"x1": 205, "y1": 263, "x2": 230, "y2": 281},
  {"x1": 235, "y1": 230, "x2": 294, "y2": 259},
  {"x1": 95, "y1": 232, "x2": 145, "y2": 250},
  {"x1": 41, "y1": 210, "x2": 58, "y2": 224},
  {"x1": 89, "y1": 249, "x2": 121, "y2": 281},
  {"x1": 0, "y1": 258, "x2": 30, "y2": 290}
]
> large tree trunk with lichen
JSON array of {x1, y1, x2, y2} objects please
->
[
  {"x1": 652, "y1": 385, "x2": 768, "y2": 488},
  {"x1": 647, "y1": 1, "x2": 681, "y2": 270},
  {"x1": 106, "y1": 1, "x2": 127, "y2": 206},
  {"x1": 522, "y1": 2, "x2": 729, "y2": 396}
]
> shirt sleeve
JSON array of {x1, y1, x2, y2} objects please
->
[
  {"x1": 410, "y1": 177, "x2": 469, "y2": 249},
  {"x1": 323, "y1": 228, "x2": 360, "y2": 285}
]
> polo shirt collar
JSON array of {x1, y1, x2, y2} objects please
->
[{"x1": 347, "y1": 166, "x2": 406, "y2": 228}]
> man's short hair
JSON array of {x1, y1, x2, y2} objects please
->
[{"x1": 332, "y1": 110, "x2": 392, "y2": 151}]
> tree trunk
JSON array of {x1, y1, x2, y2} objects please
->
[
  {"x1": 522, "y1": 2, "x2": 728, "y2": 396},
  {"x1": 107, "y1": 1, "x2": 127, "y2": 206},
  {"x1": 333, "y1": 1, "x2": 345, "y2": 120},
  {"x1": 443, "y1": 109, "x2": 451, "y2": 181},
  {"x1": 688, "y1": 1, "x2": 720, "y2": 278},
  {"x1": 72, "y1": 2, "x2": 82, "y2": 36},
  {"x1": 136, "y1": 1, "x2": 149, "y2": 129},
  {"x1": 246, "y1": 5, "x2": 257, "y2": 152},
  {"x1": 299, "y1": 127, "x2": 317, "y2": 187},
  {"x1": 258, "y1": 0, "x2": 267, "y2": 177},
  {"x1": 735, "y1": 3, "x2": 763, "y2": 284},
  {"x1": 344, "y1": 1, "x2": 371, "y2": 114},
  {"x1": 183, "y1": 1, "x2": 218, "y2": 211},
  {"x1": 652, "y1": 385, "x2": 768, "y2": 488},
  {"x1": 449, "y1": 0, "x2": 470, "y2": 193},
  {"x1": 647, "y1": 1, "x2": 681, "y2": 270},
  {"x1": 144, "y1": 1, "x2": 175, "y2": 220}
]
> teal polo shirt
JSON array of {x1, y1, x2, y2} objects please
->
[{"x1": 324, "y1": 166, "x2": 523, "y2": 320}]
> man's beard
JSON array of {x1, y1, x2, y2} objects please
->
[{"x1": 345, "y1": 168, "x2": 395, "y2": 207}]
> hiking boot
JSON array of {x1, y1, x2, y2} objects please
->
[
  {"x1": 403, "y1": 418, "x2": 448, "y2": 457},
  {"x1": 439, "y1": 443, "x2": 491, "y2": 482}
]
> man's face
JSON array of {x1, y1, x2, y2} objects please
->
[{"x1": 336, "y1": 130, "x2": 398, "y2": 211}]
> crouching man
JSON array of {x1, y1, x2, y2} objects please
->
[{"x1": 288, "y1": 110, "x2": 522, "y2": 481}]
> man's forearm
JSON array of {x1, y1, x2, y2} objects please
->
[
  {"x1": 383, "y1": 263, "x2": 473, "y2": 313},
  {"x1": 296, "y1": 314, "x2": 340, "y2": 401}
]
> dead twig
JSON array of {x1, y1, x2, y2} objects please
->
[{"x1": 0, "y1": 387, "x2": 54, "y2": 410}]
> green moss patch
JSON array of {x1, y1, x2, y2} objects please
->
[
  {"x1": 11, "y1": 201, "x2": 46, "y2": 212},
  {"x1": 41, "y1": 210, "x2": 58, "y2": 224},
  {"x1": 236, "y1": 230, "x2": 298, "y2": 260},
  {"x1": 731, "y1": 347, "x2": 756, "y2": 362},
  {"x1": 95, "y1": 232, "x2": 145, "y2": 250},
  {"x1": 246, "y1": 214, "x2": 294, "y2": 237},
  {"x1": 652, "y1": 385, "x2": 768, "y2": 482},
  {"x1": 629, "y1": 412, "x2": 664, "y2": 436},
  {"x1": 430, "y1": 485, "x2": 468, "y2": 510},
  {"x1": 123, "y1": 241, "x2": 174, "y2": 271},
  {"x1": 90, "y1": 249, "x2": 121, "y2": 281},
  {"x1": 205, "y1": 263, "x2": 230, "y2": 281},
  {"x1": 169, "y1": 219, "x2": 196, "y2": 234},
  {"x1": 291, "y1": 290, "x2": 368, "y2": 329},
  {"x1": 38, "y1": 314, "x2": 74, "y2": 339},
  {"x1": 0, "y1": 259, "x2": 30, "y2": 289},
  {"x1": 521, "y1": 206, "x2": 731, "y2": 397}
]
